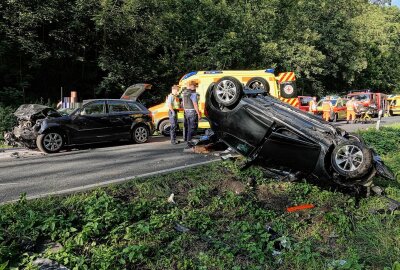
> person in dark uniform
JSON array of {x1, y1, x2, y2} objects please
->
[
  {"x1": 166, "y1": 85, "x2": 180, "y2": 144},
  {"x1": 183, "y1": 81, "x2": 201, "y2": 152}
]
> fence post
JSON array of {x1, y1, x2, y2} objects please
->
[{"x1": 376, "y1": 110, "x2": 383, "y2": 131}]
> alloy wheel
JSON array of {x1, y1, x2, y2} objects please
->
[
  {"x1": 135, "y1": 126, "x2": 148, "y2": 143},
  {"x1": 334, "y1": 145, "x2": 364, "y2": 172},
  {"x1": 215, "y1": 80, "x2": 237, "y2": 103},
  {"x1": 43, "y1": 133, "x2": 63, "y2": 152}
]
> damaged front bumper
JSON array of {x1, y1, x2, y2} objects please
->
[{"x1": 4, "y1": 121, "x2": 42, "y2": 148}]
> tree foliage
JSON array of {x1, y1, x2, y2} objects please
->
[{"x1": 0, "y1": 0, "x2": 399, "y2": 106}]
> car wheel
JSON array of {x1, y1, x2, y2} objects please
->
[
  {"x1": 331, "y1": 141, "x2": 372, "y2": 179},
  {"x1": 36, "y1": 132, "x2": 64, "y2": 153},
  {"x1": 213, "y1": 76, "x2": 243, "y2": 107},
  {"x1": 389, "y1": 110, "x2": 393, "y2": 116},
  {"x1": 159, "y1": 119, "x2": 171, "y2": 137},
  {"x1": 246, "y1": 77, "x2": 270, "y2": 94},
  {"x1": 132, "y1": 125, "x2": 149, "y2": 143}
]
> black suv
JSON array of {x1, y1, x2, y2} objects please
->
[{"x1": 205, "y1": 77, "x2": 394, "y2": 187}]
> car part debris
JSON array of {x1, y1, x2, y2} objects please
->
[
  {"x1": 174, "y1": 223, "x2": 190, "y2": 233},
  {"x1": 286, "y1": 204, "x2": 315, "y2": 213},
  {"x1": 370, "y1": 185, "x2": 400, "y2": 212},
  {"x1": 205, "y1": 83, "x2": 396, "y2": 189},
  {"x1": 33, "y1": 258, "x2": 69, "y2": 270},
  {"x1": 221, "y1": 153, "x2": 240, "y2": 161},
  {"x1": 167, "y1": 193, "x2": 175, "y2": 204},
  {"x1": 10, "y1": 152, "x2": 20, "y2": 159}
]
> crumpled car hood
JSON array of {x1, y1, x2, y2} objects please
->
[{"x1": 14, "y1": 104, "x2": 59, "y2": 120}]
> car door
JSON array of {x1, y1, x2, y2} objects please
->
[
  {"x1": 336, "y1": 99, "x2": 346, "y2": 120},
  {"x1": 69, "y1": 100, "x2": 111, "y2": 143},
  {"x1": 107, "y1": 100, "x2": 132, "y2": 138}
]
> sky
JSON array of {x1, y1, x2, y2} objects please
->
[{"x1": 393, "y1": 0, "x2": 400, "y2": 7}]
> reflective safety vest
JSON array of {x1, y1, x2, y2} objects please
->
[
  {"x1": 309, "y1": 100, "x2": 316, "y2": 111},
  {"x1": 346, "y1": 100, "x2": 355, "y2": 112},
  {"x1": 167, "y1": 94, "x2": 180, "y2": 110},
  {"x1": 322, "y1": 101, "x2": 332, "y2": 112}
]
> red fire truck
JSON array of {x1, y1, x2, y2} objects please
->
[{"x1": 346, "y1": 90, "x2": 389, "y2": 117}]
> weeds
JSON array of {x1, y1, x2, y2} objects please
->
[{"x1": 1, "y1": 126, "x2": 400, "y2": 269}]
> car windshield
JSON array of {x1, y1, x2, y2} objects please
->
[
  {"x1": 299, "y1": 97, "x2": 313, "y2": 106},
  {"x1": 349, "y1": 94, "x2": 370, "y2": 101},
  {"x1": 58, "y1": 108, "x2": 78, "y2": 116}
]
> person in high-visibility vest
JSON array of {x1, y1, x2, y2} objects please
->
[
  {"x1": 322, "y1": 96, "x2": 333, "y2": 121},
  {"x1": 166, "y1": 85, "x2": 181, "y2": 144},
  {"x1": 309, "y1": 96, "x2": 317, "y2": 114},
  {"x1": 346, "y1": 97, "x2": 358, "y2": 124}
]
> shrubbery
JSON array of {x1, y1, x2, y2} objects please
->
[{"x1": 0, "y1": 105, "x2": 16, "y2": 142}]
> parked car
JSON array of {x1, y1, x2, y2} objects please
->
[
  {"x1": 5, "y1": 99, "x2": 154, "y2": 153},
  {"x1": 205, "y1": 77, "x2": 394, "y2": 187},
  {"x1": 316, "y1": 97, "x2": 348, "y2": 122}
]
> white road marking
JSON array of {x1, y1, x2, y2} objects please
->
[{"x1": 1, "y1": 159, "x2": 219, "y2": 204}]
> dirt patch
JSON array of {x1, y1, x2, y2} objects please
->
[
  {"x1": 109, "y1": 187, "x2": 137, "y2": 202},
  {"x1": 256, "y1": 184, "x2": 292, "y2": 211},
  {"x1": 219, "y1": 180, "x2": 246, "y2": 195}
]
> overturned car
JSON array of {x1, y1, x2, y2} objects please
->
[{"x1": 205, "y1": 77, "x2": 395, "y2": 187}]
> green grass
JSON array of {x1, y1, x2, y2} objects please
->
[
  {"x1": 1, "y1": 126, "x2": 400, "y2": 269},
  {"x1": 0, "y1": 142, "x2": 11, "y2": 148}
]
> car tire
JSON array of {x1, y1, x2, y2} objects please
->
[
  {"x1": 36, "y1": 132, "x2": 64, "y2": 153},
  {"x1": 246, "y1": 77, "x2": 270, "y2": 94},
  {"x1": 159, "y1": 119, "x2": 171, "y2": 137},
  {"x1": 213, "y1": 76, "x2": 243, "y2": 107},
  {"x1": 389, "y1": 110, "x2": 393, "y2": 116},
  {"x1": 132, "y1": 125, "x2": 149, "y2": 144},
  {"x1": 331, "y1": 141, "x2": 372, "y2": 179}
]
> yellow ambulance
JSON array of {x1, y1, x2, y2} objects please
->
[
  {"x1": 388, "y1": 95, "x2": 400, "y2": 116},
  {"x1": 149, "y1": 69, "x2": 298, "y2": 136}
]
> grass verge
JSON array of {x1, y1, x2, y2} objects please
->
[{"x1": 0, "y1": 126, "x2": 399, "y2": 270}]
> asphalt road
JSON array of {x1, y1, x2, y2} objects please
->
[
  {"x1": 334, "y1": 115, "x2": 400, "y2": 132},
  {"x1": 0, "y1": 137, "x2": 217, "y2": 203}
]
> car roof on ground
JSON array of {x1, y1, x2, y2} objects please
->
[{"x1": 83, "y1": 99, "x2": 138, "y2": 103}]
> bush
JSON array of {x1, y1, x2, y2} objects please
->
[{"x1": 0, "y1": 105, "x2": 16, "y2": 141}]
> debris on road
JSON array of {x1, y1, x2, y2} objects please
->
[{"x1": 10, "y1": 152, "x2": 20, "y2": 158}]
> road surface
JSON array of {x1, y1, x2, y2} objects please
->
[
  {"x1": 334, "y1": 115, "x2": 400, "y2": 132},
  {"x1": 0, "y1": 137, "x2": 217, "y2": 203}
]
